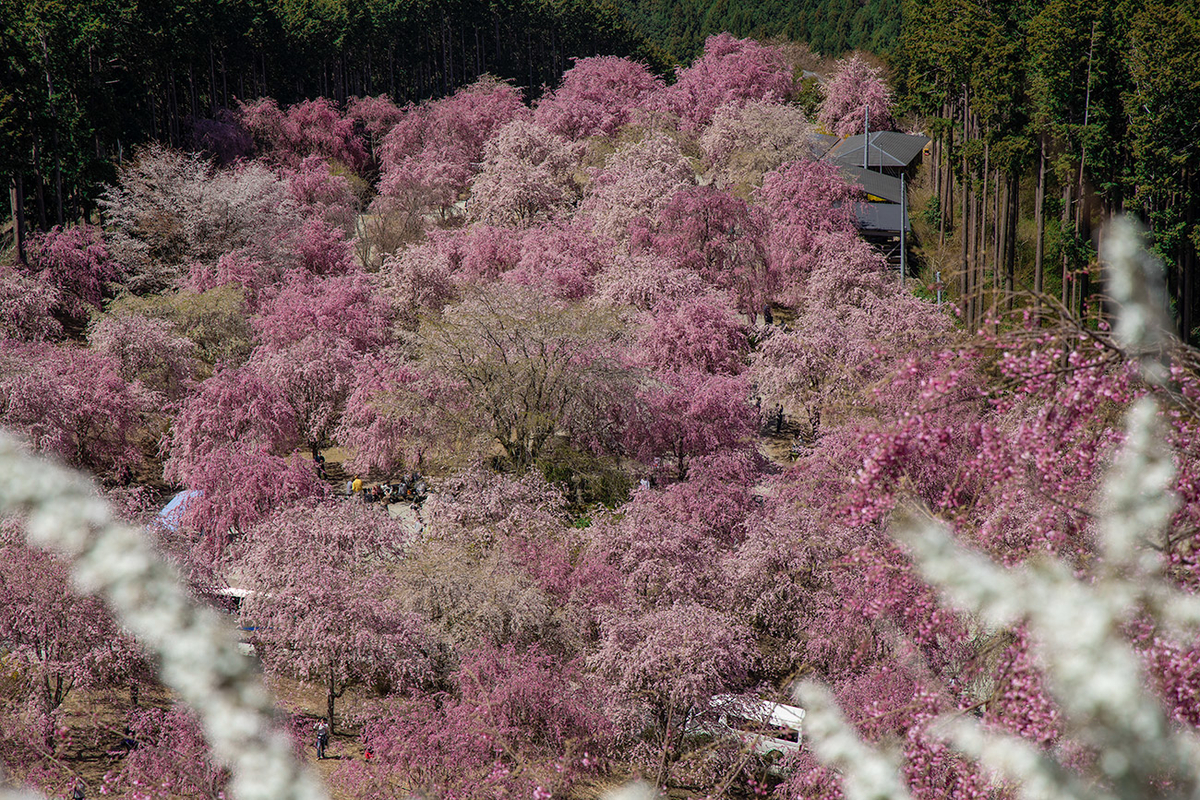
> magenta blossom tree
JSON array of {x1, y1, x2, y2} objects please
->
[
  {"x1": 640, "y1": 186, "x2": 770, "y2": 320},
  {"x1": 756, "y1": 159, "x2": 862, "y2": 303},
  {"x1": 334, "y1": 355, "x2": 436, "y2": 476},
  {"x1": 0, "y1": 341, "x2": 150, "y2": 475},
  {"x1": 251, "y1": 270, "x2": 392, "y2": 355},
  {"x1": 638, "y1": 292, "x2": 748, "y2": 376},
  {"x1": 625, "y1": 367, "x2": 756, "y2": 479},
  {"x1": 347, "y1": 94, "x2": 403, "y2": 161},
  {"x1": 376, "y1": 77, "x2": 528, "y2": 218},
  {"x1": 817, "y1": 53, "x2": 897, "y2": 136},
  {"x1": 23, "y1": 225, "x2": 121, "y2": 329},
  {"x1": 534, "y1": 56, "x2": 664, "y2": 139},
  {"x1": 0, "y1": 264, "x2": 63, "y2": 341},
  {"x1": 239, "y1": 96, "x2": 368, "y2": 172},
  {"x1": 110, "y1": 705, "x2": 228, "y2": 799},
  {"x1": 186, "y1": 248, "x2": 280, "y2": 308},
  {"x1": 285, "y1": 155, "x2": 358, "y2": 231},
  {"x1": 658, "y1": 33, "x2": 794, "y2": 132},
  {"x1": 503, "y1": 220, "x2": 612, "y2": 300},
  {"x1": 164, "y1": 365, "x2": 299, "y2": 479},
  {"x1": 350, "y1": 643, "x2": 610, "y2": 800},
  {"x1": 0, "y1": 525, "x2": 145, "y2": 749},
  {"x1": 159, "y1": 448, "x2": 329, "y2": 583}
]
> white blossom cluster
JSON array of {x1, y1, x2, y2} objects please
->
[
  {"x1": 797, "y1": 218, "x2": 1200, "y2": 800},
  {"x1": 0, "y1": 435, "x2": 328, "y2": 800}
]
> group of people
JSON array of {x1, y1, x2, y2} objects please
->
[{"x1": 346, "y1": 473, "x2": 428, "y2": 506}]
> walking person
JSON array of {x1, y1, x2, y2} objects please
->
[{"x1": 315, "y1": 719, "x2": 330, "y2": 759}]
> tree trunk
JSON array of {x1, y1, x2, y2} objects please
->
[
  {"x1": 977, "y1": 142, "x2": 989, "y2": 324},
  {"x1": 959, "y1": 88, "x2": 970, "y2": 325},
  {"x1": 10, "y1": 176, "x2": 26, "y2": 264},
  {"x1": 38, "y1": 34, "x2": 64, "y2": 226},
  {"x1": 1061, "y1": 183, "x2": 1073, "y2": 314},
  {"x1": 327, "y1": 659, "x2": 337, "y2": 733},
  {"x1": 1006, "y1": 173, "x2": 1018, "y2": 308},
  {"x1": 1034, "y1": 139, "x2": 1046, "y2": 308},
  {"x1": 31, "y1": 136, "x2": 48, "y2": 229},
  {"x1": 655, "y1": 702, "x2": 683, "y2": 788}
]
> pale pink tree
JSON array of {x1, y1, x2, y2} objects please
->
[
  {"x1": 380, "y1": 242, "x2": 462, "y2": 330},
  {"x1": 251, "y1": 336, "x2": 357, "y2": 455},
  {"x1": 238, "y1": 501, "x2": 434, "y2": 730},
  {"x1": 390, "y1": 467, "x2": 601, "y2": 653},
  {"x1": 593, "y1": 451, "x2": 762, "y2": 610},
  {"x1": 817, "y1": 53, "x2": 897, "y2": 136},
  {"x1": 658, "y1": 33, "x2": 794, "y2": 132},
  {"x1": 468, "y1": 120, "x2": 584, "y2": 227},
  {"x1": 416, "y1": 285, "x2": 634, "y2": 472},
  {"x1": 534, "y1": 56, "x2": 664, "y2": 140},
  {"x1": 0, "y1": 527, "x2": 145, "y2": 750},
  {"x1": 89, "y1": 313, "x2": 199, "y2": 400},
  {"x1": 751, "y1": 229, "x2": 950, "y2": 428},
  {"x1": 592, "y1": 249, "x2": 708, "y2": 311},
  {"x1": 99, "y1": 144, "x2": 214, "y2": 292},
  {"x1": 100, "y1": 147, "x2": 300, "y2": 292},
  {"x1": 580, "y1": 133, "x2": 695, "y2": 241},
  {"x1": 592, "y1": 601, "x2": 755, "y2": 784},
  {"x1": 699, "y1": 99, "x2": 819, "y2": 189}
]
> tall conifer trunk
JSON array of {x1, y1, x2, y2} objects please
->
[{"x1": 1034, "y1": 139, "x2": 1046, "y2": 308}]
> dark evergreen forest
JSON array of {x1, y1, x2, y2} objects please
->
[
  {"x1": 610, "y1": 0, "x2": 900, "y2": 64},
  {"x1": 0, "y1": 0, "x2": 656, "y2": 228},
  {"x1": 891, "y1": 0, "x2": 1200, "y2": 340}
]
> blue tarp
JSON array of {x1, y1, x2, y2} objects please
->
[{"x1": 155, "y1": 489, "x2": 202, "y2": 532}]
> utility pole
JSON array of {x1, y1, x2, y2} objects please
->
[
  {"x1": 864, "y1": 104, "x2": 869, "y2": 169},
  {"x1": 900, "y1": 173, "x2": 907, "y2": 286}
]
